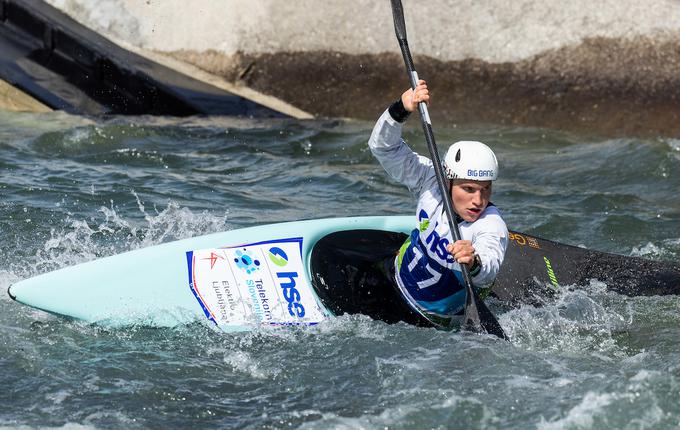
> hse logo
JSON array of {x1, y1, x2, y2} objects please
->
[
  {"x1": 268, "y1": 246, "x2": 305, "y2": 318},
  {"x1": 467, "y1": 169, "x2": 494, "y2": 178},
  {"x1": 417, "y1": 209, "x2": 430, "y2": 232},
  {"x1": 268, "y1": 246, "x2": 289, "y2": 267},
  {"x1": 424, "y1": 222, "x2": 454, "y2": 263},
  {"x1": 233, "y1": 248, "x2": 261, "y2": 274}
]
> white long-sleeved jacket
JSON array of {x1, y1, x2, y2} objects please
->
[{"x1": 368, "y1": 109, "x2": 508, "y2": 318}]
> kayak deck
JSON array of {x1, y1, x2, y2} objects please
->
[
  {"x1": 310, "y1": 229, "x2": 435, "y2": 327},
  {"x1": 7, "y1": 216, "x2": 680, "y2": 329},
  {"x1": 493, "y1": 231, "x2": 680, "y2": 305}
]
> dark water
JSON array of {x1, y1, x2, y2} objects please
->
[{"x1": 1, "y1": 109, "x2": 680, "y2": 429}]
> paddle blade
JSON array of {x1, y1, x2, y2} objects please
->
[
  {"x1": 463, "y1": 291, "x2": 509, "y2": 340},
  {"x1": 390, "y1": 0, "x2": 407, "y2": 40}
]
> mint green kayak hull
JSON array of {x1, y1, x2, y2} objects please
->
[{"x1": 9, "y1": 216, "x2": 415, "y2": 330}]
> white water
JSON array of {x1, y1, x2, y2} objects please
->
[{"x1": 2, "y1": 98, "x2": 680, "y2": 430}]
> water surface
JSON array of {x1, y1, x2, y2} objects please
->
[{"x1": 1, "y1": 109, "x2": 679, "y2": 429}]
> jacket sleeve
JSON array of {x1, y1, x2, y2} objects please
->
[
  {"x1": 470, "y1": 210, "x2": 509, "y2": 287},
  {"x1": 368, "y1": 109, "x2": 435, "y2": 195}
]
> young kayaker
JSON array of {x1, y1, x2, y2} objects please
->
[{"x1": 368, "y1": 79, "x2": 508, "y2": 326}]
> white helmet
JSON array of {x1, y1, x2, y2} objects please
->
[{"x1": 442, "y1": 140, "x2": 498, "y2": 181}]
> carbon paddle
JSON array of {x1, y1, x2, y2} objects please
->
[{"x1": 389, "y1": 0, "x2": 508, "y2": 340}]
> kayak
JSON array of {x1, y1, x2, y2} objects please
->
[
  {"x1": 9, "y1": 216, "x2": 414, "y2": 330},
  {"x1": 8, "y1": 216, "x2": 680, "y2": 331}
]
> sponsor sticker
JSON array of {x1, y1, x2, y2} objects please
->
[
  {"x1": 186, "y1": 238, "x2": 326, "y2": 327},
  {"x1": 509, "y1": 232, "x2": 541, "y2": 249}
]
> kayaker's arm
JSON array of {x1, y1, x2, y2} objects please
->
[
  {"x1": 467, "y1": 212, "x2": 509, "y2": 287},
  {"x1": 368, "y1": 82, "x2": 436, "y2": 195},
  {"x1": 446, "y1": 209, "x2": 508, "y2": 287}
]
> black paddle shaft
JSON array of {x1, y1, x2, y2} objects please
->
[{"x1": 389, "y1": 0, "x2": 507, "y2": 339}]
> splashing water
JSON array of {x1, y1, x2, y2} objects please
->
[
  {"x1": 8, "y1": 193, "x2": 230, "y2": 279},
  {"x1": 1, "y1": 111, "x2": 680, "y2": 429}
]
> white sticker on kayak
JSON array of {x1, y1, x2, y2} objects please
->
[{"x1": 186, "y1": 238, "x2": 326, "y2": 327}]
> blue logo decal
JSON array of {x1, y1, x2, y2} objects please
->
[{"x1": 234, "y1": 248, "x2": 261, "y2": 274}]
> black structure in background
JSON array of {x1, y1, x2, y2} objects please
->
[{"x1": 0, "y1": 0, "x2": 287, "y2": 117}]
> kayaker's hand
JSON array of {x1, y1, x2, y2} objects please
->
[
  {"x1": 447, "y1": 240, "x2": 476, "y2": 268},
  {"x1": 401, "y1": 79, "x2": 430, "y2": 112}
]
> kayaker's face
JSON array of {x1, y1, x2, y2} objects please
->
[{"x1": 451, "y1": 179, "x2": 492, "y2": 222}]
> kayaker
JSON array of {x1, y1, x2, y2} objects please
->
[{"x1": 368, "y1": 80, "x2": 509, "y2": 326}]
